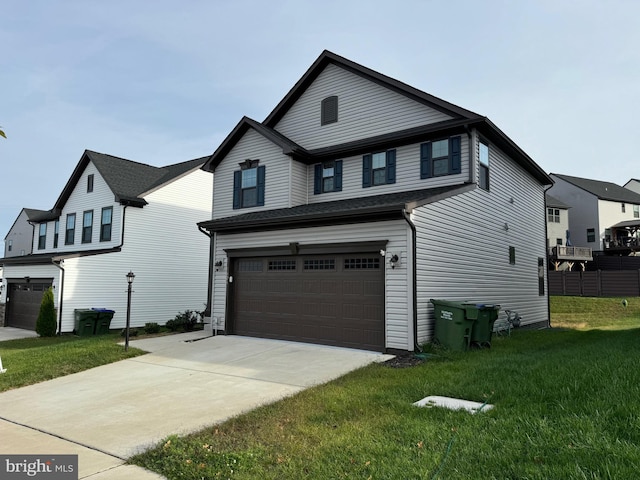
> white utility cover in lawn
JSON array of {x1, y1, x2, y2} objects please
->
[{"x1": 413, "y1": 395, "x2": 494, "y2": 414}]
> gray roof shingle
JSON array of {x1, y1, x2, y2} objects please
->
[{"x1": 551, "y1": 173, "x2": 640, "y2": 204}]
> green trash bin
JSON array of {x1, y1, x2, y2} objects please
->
[
  {"x1": 463, "y1": 303, "x2": 501, "y2": 348},
  {"x1": 74, "y1": 309, "x2": 98, "y2": 336},
  {"x1": 92, "y1": 308, "x2": 115, "y2": 335},
  {"x1": 430, "y1": 299, "x2": 476, "y2": 351}
]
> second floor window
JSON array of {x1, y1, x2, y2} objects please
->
[
  {"x1": 87, "y1": 174, "x2": 94, "y2": 193},
  {"x1": 65, "y1": 214, "x2": 76, "y2": 245},
  {"x1": 233, "y1": 161, "x2": 265, "y2": 209},
  {"x1": 587, "y1": 228, "x2": 596, "y2": 243},
  {"x1": 53, "y1": 220, "x2": 59, "y2": 248},
  {"x1": 38, "y1": 223, "x2": 47, "y2": 250},
  {"x1": 478, "y1": 140, "x2": 490, "y2": 191},
  {"x1": 635, "y1": 205, "x2": 639, "y2": 218},
  {"x1": 8, "y1": 239, "x2": 12, "y2": 252},
  {"x1": 100, "y1": 207, "x2": 113, "y2": 242},
  {"x1": 82, "y1": 210, "x2": 93, "y2": 244},
  {"x1": 420, "y1": 136, "x2": 462, "y2": 179},
  {"x1": 547, "y1": 208, "x2": 560, "y2": 223},
  {"x1": 622, "y1": 203, "x2": 626, "y2": 213},
  {"x1": 362, "y1": 150, "x2": 396, "y2": 187},
  {"x1": 314, "y1": 160, "x2": 343, "y2": 194}
]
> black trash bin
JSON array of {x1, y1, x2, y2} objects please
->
[
  {"x1": 74, "y1": 309, "x2": 98, "y2": 336},
  {"x1": 92, "y1": 308, "x2": 115, "y2": 335}
]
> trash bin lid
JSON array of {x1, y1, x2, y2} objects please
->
[{"x1": 91, "y1": 308, "x2": 115, "y2": 313}]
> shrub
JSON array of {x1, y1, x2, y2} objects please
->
[
  {"x1": 144, "y1": 322, "x2": 161, "y2": 334},
  {"x1": 166, "y1": 310, "x2": 202, "y2": 332},
  {"x1": 36, "y1": 287, "x2": 57, "y2": 337}
]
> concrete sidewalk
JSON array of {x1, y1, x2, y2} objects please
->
[
  {"x1": 0, "y1": 333, "x2": 391, "y2": 478},
  {"x1": 0, "y1": 326, "x2": 39, "y2": 341}
]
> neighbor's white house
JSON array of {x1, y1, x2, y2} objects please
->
[
  {"x1": 0, "y1": 150, "x2": 212, "y2": 332},
  {"x1": 548, "y1": 173, "x2": 640, "y2": 255},
  {"x1": 197, "y1": 50, "x2": 553, "y2": 353}
]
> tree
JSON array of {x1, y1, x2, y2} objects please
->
[
  {"x1": 0, "y1": 127, "x2": 5, "y2": 139},
  {"x1": 36, "y1": 287, "x2": 57, "y2": 337}
]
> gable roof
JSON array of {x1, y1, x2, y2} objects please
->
[
  {"x1": 551, "y1": 173, "x2": 640, "y2": 204},
  {"x1": 545, "y1": 194, "x2": 570, "y2": 209},
  {"x1": 201, "y1": 51, "x2": 551, "y2": 185},
  {"x1": 198, "y1": 184, "x2": 473, "y2": 234},
  {"x1": 263, "y1": 50, "x2": 481, "y2": 127},
  {"x1": 54, "y1": 150, "x2": 207, "y2": 211},
  {"x1": 3, "y1": 208, "x2": 50, "y2": 240}
]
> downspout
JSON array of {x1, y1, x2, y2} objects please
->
[
  {"x1": 543, "y1": 184, "x2": 553, "y2": 328},
  {"x1": 118, "y1": 205, "x2": 128, "y2": 249},
  {"x1": 51, "y1": 259, "x2": 65, "y2": 335},
  {"x1": 198, "y1": 225, "x2": 214, "y2": 324},
  {"x1": 402, "y1": 208, "x2": 419, "y2": 352}
]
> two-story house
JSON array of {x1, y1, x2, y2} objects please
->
[
  {"x1": 549, "y1": 173, "x2": 640, "y2": 255},
  {"x1": 546, "y1": 194, "x2": 592, "y2": 270},
  {"x1": 0, "y1": 150, "x2": 212, "y2": 332},
  {"x1": 4, "y1": 208, "x2": 50, "y2": 258},
  {"x1": 197, "y1": 51, "x2": 552, "y2": 353},
  {"x1": 625, "y1": 178, "x2": 640, "y2": 195}
]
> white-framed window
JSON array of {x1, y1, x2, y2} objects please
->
[
  {"x1": 547, "y1": 208, "x2": 560, "y2": 223},
  {"x1": 82, "y1": 210, "x2": 93, "y2": 244},
  {"x1": 479, "y1": 140, "x2": 490, "y2": 190}
]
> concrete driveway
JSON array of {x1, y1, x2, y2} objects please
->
[
  {"x1": 0, "y1": 326, "x2": 38, "y2": 341},
  {"x1": 0, "y1": 332, "x2": 391, "y2": 479}
]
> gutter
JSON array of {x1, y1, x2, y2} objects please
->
[{"x1": 402, "y1": 208, "x2": 419, "y2": 352}]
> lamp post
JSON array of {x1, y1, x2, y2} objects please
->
[{"x1": 125, "y1": 271, "x2": 135, "y2": 351}]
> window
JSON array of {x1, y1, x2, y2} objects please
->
[
  {"x1": 38, "y1": 223, "x2": 47, "y2": 250},
  {"x1": 82, "y1": 210, "x2": 93, "y2": 243},
  {"x1": 344, "y1": 258, "x2": 381, "y2": 269},
  {"x1": 478, "y1": 140, "x2": 490, "y2": 190},
  {"x1": 87, "y1": 174, "x2": 94, "y2": 193},
  {"x1": 321, "y1": 96, "x2": 338, "y2": 125},
  {"x1": 304, "y1": 259, "x2": 335, "y2": 270},
  {"x1": 53, "y1": 220, "x2": 59, "y2": 248},
  {"x1": 233, "y1": 161, "x2": 265, "y2": 209},
  {"x1": 587, "y1": 228, "x2": 596, "y2": 243},
  {"x1": 314, "y1": 160, "x2": 342, "y2": 194},
  {"x1": 8, "y1": 239, "x2": 12, "y2": 252},
  {"x1": 509, "y1": 246, "x2": 516, "y2": 265},
  {"x1": 65, "y1": 214, "x2": 76, "y2": 245},
  {"x1": 362, "y1": 150, "x2": 396, "y2": 187},
  {"x1": 100, "y1": 207, "x2": 112, "y2": 242},
  {"x1": 268, "y1": 260, "x2": 297, "y2": 271},
  {"x1": 634, "y1": 205, "x2": 639, "y2": 218},
  {"x1": 622, "y1": 203, "x2": 626, "y2": 213},
  {"x1": 420, "y1": 136, "x2": 462, "y2": 178},
  {"x1": 547, "y1": 208, "x2": 560, "y2": 223},
  {"x1": 556, "y1": 238, "x2": 563, "y2": 245}
]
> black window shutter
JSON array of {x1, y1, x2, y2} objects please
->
[
  {"x1": 314, "y1": 164, "x2": 322, "y2": 194},
  {"x1": 256, "y1": 165, "x2": 266, "y2": 206},
  {"x1": 232, "y1": 170, "x2": 242, "y2": 209},
  {"x1": 450, "y1": 136, "x2": 461, "y2": 174},
  {"x1": 362, "y1": 155, "x2": 372, "y2": 188},
  {"x1": 386, "y1": 150, "x2": 396, "y2": 184},
  {"x1": 334, "y1": 160, "x2": 343, "y2": 191},
  {"x1": 420, "y1": 143, "x2": 432, "y2": 179}
]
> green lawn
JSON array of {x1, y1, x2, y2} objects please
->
[
  {"x1": 131, "y1": 297, "x2": 640, "y2": 479},
  {"x1": 0, "y1": 334, "x2": 145, "y2": 392}
]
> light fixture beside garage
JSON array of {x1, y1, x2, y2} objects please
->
[
  {"x1": 389, "y1": 254, "x2": 400, "y2": 269},
  {"x1": 214, "y1": 259, "x2": 225, "y2": 272}
]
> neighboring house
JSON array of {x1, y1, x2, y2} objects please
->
[
  {"x1": 545, "y1": 194, "x2": 592, "y2": 270},
  {"x1": 4, "y1": 208, "x2": 50, "y2": 257},
  {"x1": 197, "y1": 50, "x2": 552, "y2": 353},
  {"x1": 549, "y1": 173, "x2": 640, "y2": 255},
  {"x1": 0, "y1": 150, "x2": 212, "y2": 331},
  {"x1": 624, "y1": 178, "x2": 640, "y2": 195}
]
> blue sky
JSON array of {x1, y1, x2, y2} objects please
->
[{"x1": 1, "y1": 0, "x2": 639, "y2": 240}]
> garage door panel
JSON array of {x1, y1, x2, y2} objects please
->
[
  {"x1": 233, "y1": 254, "x2": 384, "y2": 351},
  {"x1": 6, "y1": 281, "x2": 52, "y2": 330}
]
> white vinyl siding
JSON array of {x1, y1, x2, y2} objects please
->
[
  {"x1": 547, "y1": 178, "x2": 601, "y2": 247},
  {"x1": 290, "y1": 161, "x2": 308, "y2": 206},
  {"x1": 213, "y1": 129, "x2": 294, "y2": 219},
  {"x1": 34, "y1": 162, "x2": 121, "y2": 253},
  {"x1": 307, "y1": 137, "x2": 469, "y2": 203},
  {"x1": 413, "y1": 142, "x2": 548, "y2": 343},
  {"x1": 52, "y1": 169, "x2": 213, "y2": 332},
  {"x1": 210, "y1": 220, "x2": 412, "y2": 351},
  {"x1": 275, "y1": 64, "x2": 453, "y2": 150},
  {"x1": 0, "y1": 264, "x2": 60, "y2": 306}
]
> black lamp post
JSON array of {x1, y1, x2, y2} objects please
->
[{"x1": 125, "y1": 271, "x2": 135, "y2": 351}]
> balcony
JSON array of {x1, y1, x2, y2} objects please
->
[{"x1": 549, "y1": 246, "x2": 593, "y2": 262}]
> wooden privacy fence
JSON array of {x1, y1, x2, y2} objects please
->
[{"x1": 549, "y1": 270, "x2": 640, "y2": 297}]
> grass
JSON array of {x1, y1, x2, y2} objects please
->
[
  {"x1": 130, "y1": 297, "x2": 640, "y2": 479},
  {"x1": 0, "y1": 333, "x2": 145, "y2": 392}
]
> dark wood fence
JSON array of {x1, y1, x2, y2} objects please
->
[{"x1": 549, "y1": 270, "x2": 640, "y2": 297}]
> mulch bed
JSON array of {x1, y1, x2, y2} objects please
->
[{"x1": 383, "y1": 353, "x2": 426, "y2": 368}]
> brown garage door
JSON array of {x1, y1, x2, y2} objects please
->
[
  {"x1": 6, "y1": 281, "x2": 52, "y2": 330},
  {"x1": 231, "y1": 254, "x2": 385, "y2": 351}
]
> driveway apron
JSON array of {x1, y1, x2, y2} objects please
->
[{"x1": 0, "y1": 333, "x2": 391, "y2": 478}]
